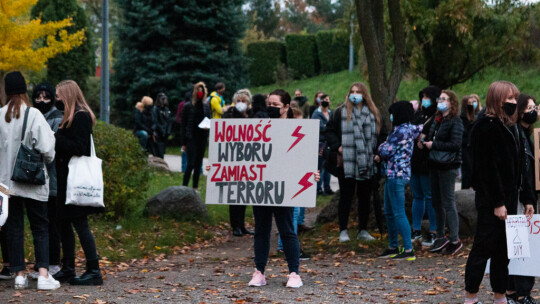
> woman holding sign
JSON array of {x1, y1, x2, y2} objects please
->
[
  {"x1": 247, "y1": 89, "x2": 319, "y2": 289},
  {"x1": 506, "y1": 93, "x2": 538, "y2": 304},
  {"x1": 325, "y1": 82, "x2": 380, "y2": 243},
  {"x1": 464, "y1": 81, "x2": 535, "y2": 304}
]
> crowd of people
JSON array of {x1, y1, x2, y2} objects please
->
[{"x1": 0, "y1": 72, "x2": 103, "y2": 290}]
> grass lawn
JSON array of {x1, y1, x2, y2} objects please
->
[{"x1": 250, "y1": 66, "x2": 540, "y2": 108}]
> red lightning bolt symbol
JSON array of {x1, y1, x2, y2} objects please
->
[
  {"x1": 287, "y1": 126, "x2": 305, "y2": 152},
  {"x1": 292, "y1": 172, "x2": 314, "y2": 199}
]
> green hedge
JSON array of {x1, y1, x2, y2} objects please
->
[
  {"x1": 94, "y1": 121, "x2": 150, "y2": 218},
  {"x1": 285, "y1": 34, "x2": 319, "y2": 79},
  {"x1": 316, "y1": 30, "x2": 351, "y2": 73},
  {"x1": 247, "y1": 41, "x2": 286, "y2": 86}
]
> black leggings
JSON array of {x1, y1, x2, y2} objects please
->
[
  {"x1": 48, "y1": 196, "x2": 61, "y2": 265},
  {"x1": 183, "y1": 138, "x2": 207, "y2": 189},
  {"x1": 338, "y1": 177, "x2": 372, "y2": 231},
  {"x1": 58, "y1": 216, "x2": 98, "y2": 262}
]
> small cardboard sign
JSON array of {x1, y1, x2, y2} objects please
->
[
  {"x1": 205, "y1": 119, "x2": 319, "y2": 207},
  {"x1": 506, "y1": 215, "x2": 531, "y2": 259},
  {"x1": 534, "y1": 128, "x2": 540, "y2": 191}
]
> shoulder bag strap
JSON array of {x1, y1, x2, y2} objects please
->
[
  {"x1": 21, "y1": 107, "x2": 30, "y2": 142},
  {"x1": 90, "y1": 134, "x2": 96, "y2": 157}
]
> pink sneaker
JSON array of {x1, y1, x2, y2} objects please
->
[
  {"x1": 286, "y1": 272, "x2": 303, "y2": 288},
  {"x1": 248, "y1": 270, "x2": 266, "y2": 287}
]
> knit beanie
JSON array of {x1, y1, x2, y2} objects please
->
[
  {"x1": 418, "y1": 85, "x2": 442, "y2": 103},
  {"x1": 5, "y1": 71, "x2": 27, "y2": 96},
  {"x1": 389, "y1": 100, "x2": 414, "y2": 126},
  {"x1": 32, "y1": 82, "x2": 56, "y2": 103}
]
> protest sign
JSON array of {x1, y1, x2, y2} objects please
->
[
  {"x1": 0, "y1": 183, "x2": 8, "y2": 227},
  {"x1": 507, "y1": 214, "x2": 540, "y2": 276},
  {"x1": 205, "y1": 119, "x2": 319, "y2": 207},
  {"x1": 505, "y1": 215, "x2": 530, "y2": 259}
]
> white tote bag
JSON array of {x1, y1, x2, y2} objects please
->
[
  {"x1": 0, "y1": 183, "x2": 8, "y2": 227},
  {"x1": 65, "y1": 135, "x2": 104, "y2": 207}
]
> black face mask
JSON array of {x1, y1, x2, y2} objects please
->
[
  {"x1": 467, "y1": 104, "x2": 474, "y2": 111},
  {"x1": 55, "y1": 99, "x2": 65, "y2": 112},
  {"x1": 267, "y1": 106, "x2": 281, "y2": 118},
  {"x1": 502, "y1": 102, "x2": 517, "y2": 117},
  {"x1": 321, "y1": 101, "x2": 330, "y2": 108},
  {"x1": 34, "y1": 101, "x2": 53, "y2": 114},
  {"x1": 522, "y1": 110, "x2": 538, "y2": 124}
]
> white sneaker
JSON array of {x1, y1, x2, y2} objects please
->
[
  {"x1": 37, "y1": 275, "x2": 61, "y2": 290},
  {"x1": 339, "y1": 230, "x2": 350, "y2": 242},
  {"x1": 14, "y1": 275, "x2": 28, "y2": 289},
  {"x1": 30, "y1": 265, "x2": 60, "y2": 280},
  {"x1": 357, "y1": 230, "x2": 376, "y2": 241}
]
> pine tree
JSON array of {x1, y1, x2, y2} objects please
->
[
  {"x1": 31, "y1": 0, "x2": 95, "y2": 92},
  {"x1": 113, "y1": 0, "x2": 248, "y2": 127}
]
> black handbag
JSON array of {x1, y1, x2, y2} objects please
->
[
  {"x1": 11, "y1": 107, "x2": 46, "y2": 185},
  {"x1": 428, "y1": 149, "x2": 458, "y2": 164}
]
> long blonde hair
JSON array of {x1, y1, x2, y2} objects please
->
[
  {"x1": 56, "y1": 80, "x2": 96, "y2": 128},
  {"x1": 345, "y1": 82, "x2": 381, "y2": 134}
]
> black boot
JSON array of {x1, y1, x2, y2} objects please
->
[
  {"x1": 70, "y1": 259, "x2": 103, "y2": 285},
  {"x1": 53, "y1": 259, "x2": 76, "y2": 283}
]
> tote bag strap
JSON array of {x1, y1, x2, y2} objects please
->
[
  {"x1": 90, "y1": 134, "x2": 96, "y2": 157},
  {"x1": 20, "y1": 107, "x2": 30, "y2": 141}
]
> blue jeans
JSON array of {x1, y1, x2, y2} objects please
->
[
  {"x1": 134, "y1": 130, "x2": 149, "y2": 150},
  {"x1": 278, "y1": 207, "x2": 300, "y2": 250},
  {"x1": 317, "y1": 157, "x2": 331, "y2": 192},
  {"x1": 181, "y1": 151, "x2": 188, "y2": 172},
  {"x1": 410, "y1": 173, "x2": 437, "y2": 232},
  {"x1": 384, "y1": 178, "x2": 413, "y2": 251},
  {"x1": 297, "y1": 207, "x2": 305, "y2": 225},
  {"x1": 253, "y1": 206, "x2": 299, "y2": 274}
]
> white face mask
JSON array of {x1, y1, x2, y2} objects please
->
[{"x1": 235, "y1": 102, "x2": 247, "y2": 113}]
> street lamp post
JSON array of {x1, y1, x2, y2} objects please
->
[{"x1": 100, "y1": 0, "x2": 110, "y2": 123}]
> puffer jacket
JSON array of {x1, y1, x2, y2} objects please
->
[
  {"x1": 43, "y1": 106, "x2": 63, "y2": 197},
  {"x1": 427, "y1": 115, "x2": 464, "y2": 170}
]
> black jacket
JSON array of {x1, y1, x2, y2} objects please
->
[
  {"x1": 180, "y1": 101, "x2": 211, "y2": 144},
  {"x1": 471, "y1": 116, "x2": 536, "y2": 213},
  {"x1": 134, "y1": 108, "x2": 149, "y2": 133},
  {"x1": 152, "y1": 106, "x2": 172, "y2": 139},
  {"x1": 55, "y1": 111, "x2": 104, "y2": 219},
  {"x1": 427, "y1": 115, "x2": 464, "y2": 170},
  {"x1": 411, "y1": 107, "x2": 437, "y2": 174},
  {"x1": 519, "y1": 125, "x2": 537, "y2": 209},
  {"x1": 324, "y1": 106, "x2": 344, "y2": 153}
]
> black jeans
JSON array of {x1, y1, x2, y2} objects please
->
[
  {"x1": 47, "y1": 196, "x2": 61, "y2": 265},
  {"x1": 183, "y1": 138, "x2": 207, "y2": 189},
  {"x1": 465, "y1": 209, "x2": 508, "y2": 294},
  {"x1": 430, "y1": 168, "x2": 460, "y2": 242},
  {"x1": 508, "y1": 275, "x2": 535, "y2": 298},
  {"x1": 58, "y1": 216, "x2": 98, "y2": 262},
  {"x1": 229, "y1": 205, "x2": 246, "y2": 229},
  {"x1": 253, "y1": 206, "x2": 299, "y2": 274},
  {"x1": 5, "y1": 196, "x2": 49, "y2": 272},
  {"x1": 0, "y1": 229, "x2": 8, "y2": 264},
  {"x1": 338, "y1": 178, "x2": 372, "y2": 231}
]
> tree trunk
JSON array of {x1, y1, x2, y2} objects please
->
[
  {"x1": 355, "y1": 0, "x2": 407, "y2": 123},
  {"x1": 0, "y1": 72, "x2": 6, "y2": 107}
]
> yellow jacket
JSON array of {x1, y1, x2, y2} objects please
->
[{"x1": 210, "y1": 92, "x2": 226, "y2": 119}]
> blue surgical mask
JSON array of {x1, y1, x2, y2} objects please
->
[
  {"x1": 390, "y1": 114, "x2": 393, "y2": 123},
  {"x1": 317, "y1": 97, "x2": 321, "y2": 103},
  {"x1": 437, "y1": 102, "x2": 448, "y2": 112},
  {"x1": 473, "y1": 101, "x2": 478, "y2": 109},
  {"x1": 422, "y1": 98, "x2": 431, "y2": 108},
  {"x1": 349, "y1": 94, "x2": 363, "y2": 104}
]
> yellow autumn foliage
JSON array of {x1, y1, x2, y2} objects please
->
[{"x1": 0, "y1": 0, "x2": 85, "y2": 72}]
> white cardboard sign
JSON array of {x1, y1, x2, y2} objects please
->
[
  {"x1": 506, "y1": 215, "x2": 531, "y2": 259},
  {"x1": 508, "y1": 214, "x2": 540, "y2": 276},
  {"x1": 205, "y1": 119, "x2": 319, "y2": 207}
]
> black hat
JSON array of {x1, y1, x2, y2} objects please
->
[
  {"x1": 418, "y1": 85, "x2": 442, "y2": 103},
  {"x1": 4, "y1": 71, "x2": 27, "y2": 96},
  {"x1": 389, "y1": 100, "x2": 414, "y2": 126},
  {"x1": 32, "y1": 82, "x2": 56, "y2": 103}
]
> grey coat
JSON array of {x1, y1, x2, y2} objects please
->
[{"x1": 43, "y1": 107, "x2": 63, "y2": 197}]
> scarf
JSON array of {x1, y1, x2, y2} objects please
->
[{"x1": 341, "y1": 105, "x2": 377, "y2": 180}]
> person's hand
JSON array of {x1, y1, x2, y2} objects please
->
[
  {"x1": 152, "y1": 135, "x2": 157, "y2": 142},
  {"x1": 374, "y1": 155, "x2": 380, "y2": 163},
  {"x1": 424, "y1": 141, "x2": 433, "y2": 149},
  {"x1": 494, "y1": 205, "x2": 508, "y2": 220},
  {"x1": 313, "y1": 170, "x2": 320, "y2": 182},
  {"x1": 205, "y1": 165, "x2": 211, "y2": 171},
  {"x1": 338, "y1": 146, "x2": 342, "y2": 154},
  {"x1": 417, "y1": 141, "x2": 424, "y2": 149},
  {"x1": 525, "y1": 204, "x2": 534, "y2": 220},
  {"x1": 181, "y1": 145, "x2": 186, "y2": 152}
]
